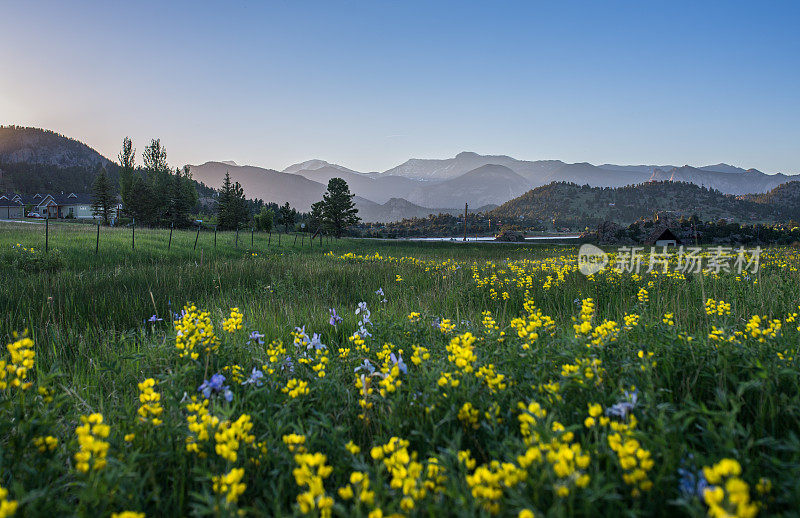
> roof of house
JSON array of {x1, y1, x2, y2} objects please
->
[
  {"x1": 0, "y1": 193, "x2": 23, "y2": 208},
  {"x1": 644, "y1": 226, "x2": 681, "y2": 245},
  {"x1": 52, "y1": 192, "x2": 93, "y2": 205}
]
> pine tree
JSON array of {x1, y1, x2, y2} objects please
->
[
  {"x1": 118, "y1": 137, "x2": 135, "y2": 214},
  {"x1": 91, "y1": 168, "x2": 115, "y2": 224},
  {"x1": 321, "y1": 178, "x2": 360, "y2": 237},
  {"x1": 279, "y1": 202, "x2": 296, "y2": 233},
  {"x1": 216, "y1": 172, "x2": 248, "y2": 230},
  {"x1": 309, "y1": 201, "x2": 324, "y2": 234}
]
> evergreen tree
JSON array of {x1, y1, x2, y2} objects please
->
[
  {"x1": 321, "y1": 178, "x2": 359, "y2": 237},
  {"x1": 216, "y1": 172, "x2": 248, "y2": 230},
  {"x1": 279, "y1": 202, "x2": 296, "y2": 233},
  {"x1": 118, "y1": 137, "x2": 135, "y2": 214},
  {"x1": 309, "y1": 201, "x2": 324, "y2": 234},
  {"x1": 91, "y1": 168, "x2": 115, "y2": 224},
  {"x1": 126, "y1": 175, "x2": 153, "y2": 224}
]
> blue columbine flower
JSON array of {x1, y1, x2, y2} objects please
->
[
  {"x1": 198, "y1": 373, "x2": 229, "y2": 399},
  {"x1": 147, "y1": 314, "x2": 163, "y2": 323},
  {"x1": 247, "y1": 331, "x2": 265, "y2": 345},
  {"x1": 310, "y1": 333, "x2": 327, "y2": 351},
  {"x1": 328, "y1": 308, "x2": 342, "y2": 326},
  {"x1": 243, "y1": 368, "x2": 264, "y2": 387},
  {"x1": 355, "y1": 359, "x2": 375, "y2": 375}
]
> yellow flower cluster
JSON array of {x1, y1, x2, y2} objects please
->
[
  {"x1": 466, "y1": 460, "x2": 527, "y2": 514},
  {"x1": 283, "y1": 378, "x2": 309, "y2": 398},
  {"x1": 282, "y1": 433, "x2": 307, "y2": 453},
  {"x1": 312, "y1": 348, "x2": 329, "y2": 378},
  {"x1": 407, "y1": 312, "x2": 421, "y2": 323},
  {"x1": 623, "y1": 313, "x2": 640, "y2": 330},
  {"x1": 0, "y1": 485, "x2": 17, "y2": 518},
  {"x1": 2, "y1": 331, "x2": 35, "y2": 390},
  {"x1": 482, "y1": 311, "x2": 500, "y2": 334},
  {"x1": 33, "y1": 435, "x2": 58, "y2": 453},
  {"x1": 702, "y1": 459, "x2": 758, "y2": 518},
  {"x1": 637, "y1": 287, "x2": 649, "y2": 303},
  {"x1": 293, "y1": 452, "x2": 334, "y2": 517},
  {"x1": 222, "y1": 307, "x2": 243, "y2": 333},
  {"x1": 458, "y1": 402, "x2": 480, "y2": 429},
  {"x1": 111, "y1": 512, "x2": 144, "y2": 518},
  {"x1": 370, "y1": 437, "x2": 441, "y2": 512},
  {"x1": 438, "y1": 318, "x2": 455, "y2": 333},
  {"x1": 174, "y1": 304, "x2": 219, "y2": 360},
  {"x1": 74, "y1": 413, "x2": 110, "y2": 473},
  {"x1": 589, "y1": 319, "x2": 620, "y2": 347},
  {"x1": 705, "y1": 298, "x2": 732, "y2": 316},
  {"x1": 517, "y1": 400, "x2": 547, "y2": 445},
  {"x1": 608, "y1": 434, "x2": 654, "y2": 496},
  {"x1": 337, "y1": 471, "x2": 375, "y2": 507},
  {"x1": 221, "y1": 364, "x2": 245, "y2": 383},
  {"x1": 212, "y1": 467, "x2": 246, "y2": 504},
  {"x1": 510, "y1": 302, "x2": 555, "y2": 350},
  {"x1": 475, "y1": 364, "x2": 507, "y2": 393},
  {"x1": 744, "y1": 315, "x2": 781, "y2": 342},
  {"x1": 411, "y1": 344, "x2": 430, "y2": 366},
  {"x1": 356, "y1": 374, "x2": 374, "y2": 420},
  {"x1": 214, "y1": 414, "x2": 255, "y2": 462},
  {"x1": 446, "y1": 332, "x2": 477, "y2": 373},
  {"x1": 573, "y1": 298, "x2": 595, "y2": 337},
  {"x1": 136, "y1": 378, "x2": 163, "y2": 426},
  {"x1": 185, "y1": 396, "x2": 219, "y2": 457},
  {"x1": 560, "y1": 357, "x2": 605, "y2": 386}
]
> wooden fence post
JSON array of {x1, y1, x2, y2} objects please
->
[
  {"x1": 235, "y1": 228, "x2": 239, "y2": 248},
  {"x1": 95, "y1": 220, "x2": 100, "y2": 255},
  {"x1": 168, "y1": 222, "x2": 173, "y2": 249},
  {"x1": 294, "y1": 233, "x2": 298, "y2": 246},
  {"x1": 194, "y1": 222, "x2": 201, "y2": 250},
  {"x1": 45, "y1": 215, "x2": 49, "y2": 252},
  {"x1": 132, "y1": 218, "x2": 135, "y2": 250},
  {"x1": 251, "y1": 227, "x2": 254, "y2": 247},
  {"x1": 278, "y1": 232, "x2": 281, "y2": 245},
  {"x1": 214, "y1": 226, "x2": 217, "y2": 248}
]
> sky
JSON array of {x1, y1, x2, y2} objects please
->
[{"x1": 1, "y1": 1, "x2": 798, "y2": 174}]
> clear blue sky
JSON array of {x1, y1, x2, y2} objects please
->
[{"x1": 1, "y1": 1, "x2": 798, "y2": 174}]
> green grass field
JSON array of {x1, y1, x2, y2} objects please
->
[{"x1": 1, "y1": 221, "x2": 800, "y2": 517}]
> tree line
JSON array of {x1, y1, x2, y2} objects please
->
[{"x1": 95, "y1": 137, "x2": 361, "y2": 235}]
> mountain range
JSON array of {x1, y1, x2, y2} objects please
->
[{"x1": 2, "y1": 126, "x2": 799, "y2": 223}]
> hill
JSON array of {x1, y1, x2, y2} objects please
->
[
  {"x1": 404, "y1": 164, "x2": 530, "y2": 208},
  {"x1": 490, "y1": 181, "x2": 784, "y2": 228}
]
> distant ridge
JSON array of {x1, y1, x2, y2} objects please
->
[{"x1": 2, "y1": 126, "x2": 799, "y2": 224}]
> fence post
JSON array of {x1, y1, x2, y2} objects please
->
[
  {"x1": 95, "y1": 220, "x2": 100, "y2": 255},
  {"x1": 45, "y1": 215, "x2": 49, "y2": 252},
  {"x1": 235, "y1": 228, "x2": 239, "y2": 248},
  {"x1": 294, "y1": 233, "x2": 298, "y2": 246},
  {"x1": 251, "y1": 227, "x2": 254, "y2": 247},
  {"x1": 168, "y1": 222, "x2": 173, "y2": 249},
  {"x1": 278, "y1": 232, "x2": 281, "y2": 245},
  {"x1": 132, "y1": 218, "x2": 135, "y2": 250},
  {"x1": 268, "y1": 231, "x2": 271, "y2": 245},
  {"x1": 194, "y1": 222, "x2": 201, "y2": 250},
  {"x1": 214, "y1": 226, "x2": 217, "y2": 248},
  {"x1": 301, "y1": 233, "x2": 305, "y2": 246}
]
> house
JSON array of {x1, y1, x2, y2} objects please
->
[
  {"x1": 51, "y1": 192, "x2": 94, "y2": 219},
  {"x1": 0, "y1": 192, "x2": 96, "y2": 219},
  {"x1": 644, "y1": 227, "x2": 681, "y2": 247},
  {"x1": 0, "y1": 193, "x2": 24, "y2": 219}
]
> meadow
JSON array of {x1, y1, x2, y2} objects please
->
[{"x1": 1, "y1": 221, "x2": 799, "y2": 517}]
